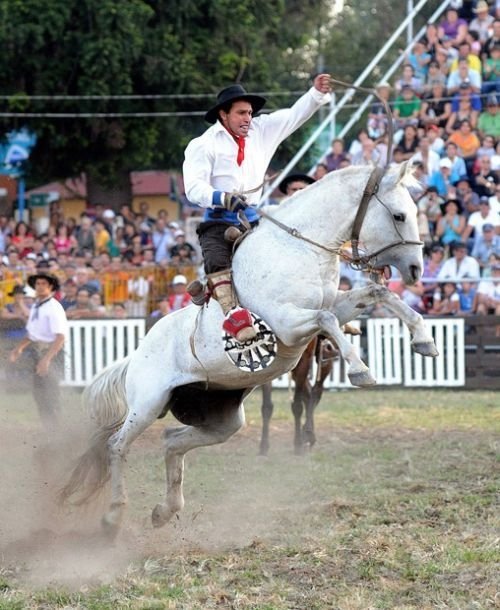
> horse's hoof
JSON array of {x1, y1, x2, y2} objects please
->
[
  {"x1": 348, "y1": 371, "x2": 377, "y2": 387},
  {"x1": 152, "y1": 503, "x2": 169, "y2": 528},
  {"x1": 412, "y1": 342, "x2": 439, "y2": 357},
  {"x1": 101, "y1": 514, "x2": 120, "y2": 540},
  {"x1": 342, "y1": 323, "x2": 362, "y2": 336},
  {"x1": 304, "y1": 435, "x2": 316, "y2": 448}
]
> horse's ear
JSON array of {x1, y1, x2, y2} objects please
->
[{"x1": 398, "y1": 160, "x2": 410, "y2": 182}]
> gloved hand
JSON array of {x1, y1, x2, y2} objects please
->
[{"x1": 223, "y1": 192, "x2": 247, "y2": 213}]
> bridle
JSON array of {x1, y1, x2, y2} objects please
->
[
  {"x1": 348, "y1": 165, "x2": 424, "y2": 270},
  {"x1": 243, "y1": 76, "x2": 423, "y2": 272}
]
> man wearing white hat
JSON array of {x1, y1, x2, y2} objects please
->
[
  {"x1": 427, "y1": 157, "x2": 461, "y2": 196},
  {"x1": 469, "y1": 1, "x2": 495, "y2": 44},
  {"x1": 167, "y1": 274, "x2": 191, "y2": 312}
]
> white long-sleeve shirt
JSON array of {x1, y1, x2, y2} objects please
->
[
  {"x1": 182, "y1": 86, "x2": 331, "y2": 214},
  {"x1": 26, "y1": 297, "x2": 68, "y2": 343}
]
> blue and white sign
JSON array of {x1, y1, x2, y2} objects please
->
[{"x1": 0, "y1": 128, "x2": 37, "y2": 177}]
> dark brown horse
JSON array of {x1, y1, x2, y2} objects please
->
[{"x1": 259, "y1": 336, "x2": 339, "y2": 455}]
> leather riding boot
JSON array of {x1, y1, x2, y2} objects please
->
[
  {"x1": 187, "y1": 279, "x2": 207, "y2": 306},
  {"x1": 207, "y1": 269, "x2": 257, "y2": 342}
]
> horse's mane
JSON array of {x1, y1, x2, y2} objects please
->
[
  {"x1": 268, "y1": 161, "x2": 416, "y2": 214},
  {"x1": 275, "y1": 165, "x2": 371, "y2": 211}
]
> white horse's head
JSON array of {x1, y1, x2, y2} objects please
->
[
  {"x1": 355, "y1": 162, "x2": 423, "y2": 285},
  {"x1": 257, "y1": 162, "x2": 423, "y2": 286}
]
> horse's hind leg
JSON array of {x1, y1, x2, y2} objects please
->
[
  {"x1": 103, "y1": 402, "x2": 164, "y2": 536},
  {"x1": 152, "y1": 404, "x2": 245, "y2": 528},
  {"x1": 291, "y1": 343, "x2": 315, "y2": 454},
  {"x1": 291, "y1": 382, "x2": 310, "y2": 454},
  {"x1": 303, "y1": 340, "x2": 336, "y2": 448},
  {"x1": 259, "y1": 382, "x2": 274, "y2": 456}
]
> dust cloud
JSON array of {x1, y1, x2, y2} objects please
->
[
  {"x1": 0, "y1": 394, "x2": 311, "y2": 589},
  {"x1": 0, "y1": 397, "x2": 138, "y2": 588}
]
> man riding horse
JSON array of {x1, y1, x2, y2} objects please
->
[{"x1": 183, "y1": 75, "x2": 333, "y2": 343}]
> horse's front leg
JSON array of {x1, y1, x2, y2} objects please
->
[
  {"x1": 375, "y1": 288, "x2": 438, "y2": 357},
  {"x1": 152, "y1": 405, "x2": 245, "y2": 528},
  {"x1": 259, "y1": 382, "x2": 274, "y2": 456},
  {"x1": 317, "y1": 311, "x2": 376, "y2": 387},
  {"x1": 334, "y1": 284, "x2": 438, "y2": 357}
]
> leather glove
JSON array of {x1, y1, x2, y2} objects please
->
[{"x1": 223, "y1": 192, "x2": 247, "y2": 213}]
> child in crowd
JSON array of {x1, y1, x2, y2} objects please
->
[{"x1": 429, "y1": 281, "x2": 460, "y2": 315}]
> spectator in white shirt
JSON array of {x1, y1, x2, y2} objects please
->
[
  {"x1": 8, "y1": 272, "x2": 68, "y2": 428},
  {"x1": 463, "y1": 197, "x2": 500, "y2": 248},
  {"x1": 411, "y1": 134, "x2": 441, "y2": 183},
  {"x1": 475, "y1": 263, "x2": 500, "y2": 314},
  {"x1": 438, "y1": 241, "x2": 481, "y2": 281}
]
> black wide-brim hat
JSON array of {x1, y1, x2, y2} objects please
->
[
  {"x1": 27, "y1": 272, "x2": 60, "y2": 292},
  {"x1": 278, "y1": 173, "x2": 316, "y2": 194},
  {"x1": 205, "y1": 85, "x2": 267, "y2": 124}
]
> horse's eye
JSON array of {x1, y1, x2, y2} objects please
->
[{"x1": 393, "y1": 213, "x2": 406, "y2": 222}]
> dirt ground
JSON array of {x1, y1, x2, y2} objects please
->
[{"x1": 0, "y1": 390, "x2": 498, "y2": 610}]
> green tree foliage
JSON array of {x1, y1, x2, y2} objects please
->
[
  {"x1": 323, "y1": 0, "x2": 445, "y2": 83},
  {"x1": 0, "y1": 0, "x2": 443, "y2": 197},
  {"x1": 0, "y1": 0, "x2": 332, "y2": 196}
]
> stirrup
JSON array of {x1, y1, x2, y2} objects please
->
[
  {"x1": 222, "y1": 310, "x2": 277, "y2": 373},
  {"x1": 187, "y1": 280, "x2": 206, "y2": 306}
]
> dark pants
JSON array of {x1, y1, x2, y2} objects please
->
[
  {"x1": 197, "y1": 221, "x2": 258, "y2": 275},
  {"x1": 197, "y1": 222, "x2": 234, "y2": 274},
  {"x1": 23, "y1": 345, "x2": 64, "y2": 428}
]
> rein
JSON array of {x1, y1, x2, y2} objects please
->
[{"x1": 239, "y1": 76, "x2": 423, "y2": 271}]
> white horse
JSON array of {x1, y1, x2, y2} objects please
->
[{"x1": 60, "y1": 162, "x2": 438, "y2": 535}]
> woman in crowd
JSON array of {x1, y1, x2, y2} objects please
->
[
  {"x1": 10, "y1": 221, "x2": 34, "y2": 258},
  {"x1": 54, "y1": 222, "x2": 76, "y2": 255},
  {"x1": 438, "y1": 7, "x2": 469, "y2": 47},
  {"x1": 421, "y1": 243, "x2": 446, "y2": 311},
  {"x1": 445, "y1": 97, "x2": 480, "y2": 134},
  {"x1": 398, "y1": 124, "x2": 420, "y2": 160},
  {"x1": 420, "y1": 82, "x2": 452, "y2": 130},
  {"x1": 424, "y1": 22, "x2": 443, "y2": 60},
  {"x1": 447, "y1": 118, "x2": 482, "y2": 175},
  {"x1": 435, "y1": 198, "x2": 467, "y2": 249}
]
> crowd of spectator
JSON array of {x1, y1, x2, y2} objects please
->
[
  {"x1": 319, "y1": 2, "x2": 500, "y2": 316},
  {"x1": 0, "y1": 199, "x2": 202, "y2": 324}
]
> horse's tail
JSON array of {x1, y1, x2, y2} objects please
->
[{"x1": 59, "y1": 357, "x2": 131, "y2": 506}]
